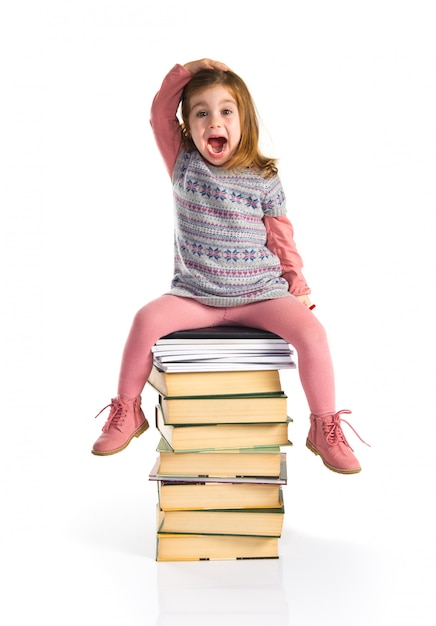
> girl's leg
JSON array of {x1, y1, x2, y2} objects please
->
[
  {"x1": 118, "y1": 295, "x2": 226, "y2": 398},
  {"x1": 92, "y1": 295, "x2": 226, "y2": 456},
  {"x1": 225, "y1": 297, "x2": 335, "y2": 416},
  {"x1": 226, "y1": 297, "x2": 365, "y2": 473}
]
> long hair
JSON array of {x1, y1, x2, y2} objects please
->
[{"x1": 180, "y1": 69, "x2": 278, "y2": 179}]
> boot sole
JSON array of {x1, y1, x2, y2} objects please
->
[
  {"x1": 92, "y1": 421, "x2": 150, "y2": 456},
  {"x1": 306, "y1": 438, "x2": 361, "y2": 474}
]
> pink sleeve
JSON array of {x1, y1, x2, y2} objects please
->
[
  {"x1": 149, "y1": 64, "x2": 193, "y2": 178},
  {"x1": 264, "y1": 214, "x2": 311, "y2": 296}
]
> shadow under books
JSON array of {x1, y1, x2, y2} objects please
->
[{"x1": 155, "y1": 530, "x2": 380, "y2": 626}]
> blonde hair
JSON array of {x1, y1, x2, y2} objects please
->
[{"x1": 180, "y1": 69, "x2": 278, "y2": 179}]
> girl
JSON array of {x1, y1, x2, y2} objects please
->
[{"x1": 92, "y1": 58, "x2": 368, "y2": 474}]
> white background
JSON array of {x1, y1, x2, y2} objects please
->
[{"x1": 1, "y1": 1, "x2": 435, "y2": 624}]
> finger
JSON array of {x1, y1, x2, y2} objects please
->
[{"x1": 206, "y1": 59, "x2": 229, "y2": 71}]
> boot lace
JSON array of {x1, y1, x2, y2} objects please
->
[
  {"x1": 94, "y1": 399, "x2": 127, "y2": 433},
  {"x1": 323, "y1": 410, "x2": 370, "y2": 451}
]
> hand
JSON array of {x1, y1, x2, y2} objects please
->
[
  {"x1": 184, "y1": 58, "x2": 229, "y2": 74},
  {"x1": 295, "y1": 294, "x2": 312, "y2": 308}
]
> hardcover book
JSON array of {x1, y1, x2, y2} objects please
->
[
  {"x1": 157, "y1": 481, "x2": 285, "y2": 511},
  {"x1": 149, "y1": 454, "x2": 287, "y2": 484},
  {"x1": 148, "y1": 365, "x2": 283, "y2": 397},
  {"x1": 156, "y1": 533, "x2": 280, "y2": 561},
  {"x1": 156, "y1": 501, "x2": 285, "y2": 537},
  {"x1": 156, "y1": 404, "x2": 291, "y2": 452},
  {"x1": 158, "y1": 392, "x2": 288, "y2": 425},
  {"x1": 157, "y1": 326, "x2": 286, "y2": 341},
  {"x1": 155, "y1": 437, "x2": 286, "y2": 478}
]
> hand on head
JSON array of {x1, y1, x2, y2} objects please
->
[{"x1": 184, "y1": 58, "x2": 229, "y2": 74}]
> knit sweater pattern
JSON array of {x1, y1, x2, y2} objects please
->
[{"x1": 167, "y1": 149, "x2": 291, "y2": 307}]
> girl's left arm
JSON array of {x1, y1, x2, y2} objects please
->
[{"x1": 264, "y1": 214, "x2": 312, "y2": 299}]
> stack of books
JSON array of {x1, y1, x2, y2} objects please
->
[
  {"x1": 151, "y1": 325, "x2": 296, "y2": 372},
  {"x1": 147, "y1": 326, "x2": 294, "y2": 562}
]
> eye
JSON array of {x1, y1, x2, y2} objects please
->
[
  {"x1": 222, "y1": 109, "x2": 232, "y2": 116},
  {"x1": 195, "y1": 110, "x2": 208, "y2": 118}
]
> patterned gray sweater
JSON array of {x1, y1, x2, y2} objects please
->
[{"x1": 168, "y1": 149, "x2": 291, "y2": 306}]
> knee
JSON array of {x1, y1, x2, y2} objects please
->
[
  {"x1": 132, "y1": 304, "x2": 151, "y2": 328},
  {"x1": 130, "y1": 297, "x2": 178, "y2": 343},
  {"x1": 294, "y1": 317, "x2": 329, "y2": 351},
  {"x1": 131, "y1": 301, "x2": 162, "y2": 335}
]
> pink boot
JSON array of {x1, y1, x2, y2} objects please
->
[
  {"x1": 92, "y1": 396, "x2": 149, "y2": 456},
  {"x1": 306, "y1": 410, "x2": 369, "y2": 474}
]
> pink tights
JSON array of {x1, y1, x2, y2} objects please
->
[{"x1": 117, "y1": 295, "x2": 336, "y2": 416}]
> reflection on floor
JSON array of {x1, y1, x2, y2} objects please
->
[{"x1": 155, "y1": 558, "x2": 289, "y2": 626}]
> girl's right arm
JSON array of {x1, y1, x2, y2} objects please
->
[
  {"x1": 149, "y1": 64, "x2": 193, "y2": 178},
  {"x1": 150, "y1": 60, "x2": 229, "y2": 178}
]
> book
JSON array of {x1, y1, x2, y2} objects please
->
[
  {"x1": 148, "y1": 365, "x2": 283, "y2": 396},
  {"x1": 157, "y1": 478, "x2": 285, "y2": 511},
  {"x1": 152, "y1": 351, "x2": 295, "y2": 372},
  {"x1": 148, "y1": 452, "x2": 288, "y2": 485},
  {"x1": 156, "y1": 501, "x2": 285, "y2": 537},
  {"x1": 156, "y1": 533, "x2": 279, "y2": 561},
  {"x1": 155, "y1": 436, "x2": 285, "y2": 477},
  {"x1": 153, "y1": 351, "x2": 294, "y2": 363},
  {"x1": 153, "y1": 347, "x2": 292, "y2": 356},
  {"x1": 158, "y1": 392, "x2": 288, "y2": 425},
  {"x1": 149, "y1": 454, "x2": 287, "y2": 484},
  {"x1": 156, "y1": 404, "x2": 291, "y2": 452},
  {"x1": 154, "y1": 360, "x2": 296, "y2": 372},
  {"x1": 156, "y1": 326, "x2": 286, "y2": 341}
]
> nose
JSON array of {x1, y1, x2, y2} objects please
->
[{"x1": 209, "y1": 112, "x2": 221, "y2": 128}]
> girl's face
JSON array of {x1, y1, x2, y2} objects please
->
[{"x1": 187, "y1": 85, "x2": 242, "y2": 167}]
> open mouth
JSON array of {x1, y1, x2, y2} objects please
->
[{"x1": 207, "y1": 136, "x2": 227, "y2": 155}]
